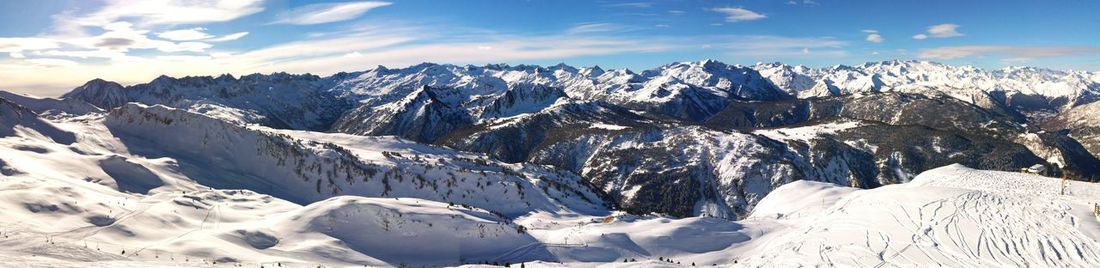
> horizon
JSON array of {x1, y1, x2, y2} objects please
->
[
  {"x1": 3, "y1": 0, "x2": 1100, "y2": 96},
  {"x1": 7, "y1": 58, "x2": 1096, "y2": 98}
]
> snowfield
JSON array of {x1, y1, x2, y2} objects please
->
[
  {"x1": 2, "y1": 88, "x2": 1100, "y2": 266},
  {"x1": 3, "y1": 101, "x2": 1098, "y2": 267},
  {"x1": 737, "y1": 164, "x2": 1100, "y2": 267}
]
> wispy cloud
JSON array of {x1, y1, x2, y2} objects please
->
[
  {"x1": 711, "y1": 7, "x2": 767, "y2": 22},
  {"x1": 208, "y1": 32, "x2": 249, "y2": 42},
  {"x1": 567, "y1": 23, "x2": 625, "y2": 34},
  {"x1": 919, "y1": 45, "x2": 1100, "y2": 60},
  {"x1": 156, "y1": 28, "x2": 247, "y2": 43},
  {"x1": 61, "y1": 0, "x2": 265, "y2": 29},
  {"x1": 862, "y1": 29, "x2": 884, "y2": 43},
  {"x1": 2, "y1": 1, "x2": 259, "y2": 64},
  {"x1": 913, "y1": 23, "x2": 963, "y2": 40},
  {"x1": 717, "y1": 35, "x2": 848, "y2": 58},
  {"x1": 272, "y1": 1, "x2": 392, "y2": 25},
  {"x1": 157, "y1": 28, "x2": 214, "y2": 41},
  {"x1": 0, "y1": 38, "x2": 60, "y2": 53},
  {"x1": 787, "y1": 0, "x2": 819, "y2": 6},
  {"x1": 604, "y1": 2, "x2": 652, "y2": 8}
]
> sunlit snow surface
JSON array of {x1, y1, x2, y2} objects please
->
[{"x1": 1, "y1": 100, "x2": 1098, "y2": 267}]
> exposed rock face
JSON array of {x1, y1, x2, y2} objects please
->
[
  {"x1": 439, "y1": 92, "x2": 1080, "y2": 218},
  {"x1": 1044, "y1": 101, "x2": 1100, "y2": 164},
  {"x1": 62, "y1": 78, "x2": 129, "y2": 110}
]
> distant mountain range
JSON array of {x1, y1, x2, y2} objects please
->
[{"x1": 3, "y1": 59, "x2": 1100, "y2": 220}]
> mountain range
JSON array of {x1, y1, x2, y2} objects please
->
[
  {"x1": 12, "y1": 59, "x2": 1098, "y2": 217},
  {"x1": 2, "y1": 59, "x2": 1100, "y2": 266}
]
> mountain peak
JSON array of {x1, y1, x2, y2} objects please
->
[{"x1": 61, "y1": 78, "x2": 128, "y2": 109}]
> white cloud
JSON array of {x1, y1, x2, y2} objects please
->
[
  {"x1": 0, "y1": 0, "x2": 258, "y2": 67},
  {"x1": 711, "y1": 7, "x2": 766, "y2": 22},
  {"x1": 157, "y1": 27, "x2": 214, "y2": 41},
  {"x1": 2, "y1": 21, "x2": 220, "y2": 62},
  {"x1": 208, "y1": 32, "x2": 250, "y2": 42},
  {"x1": 927, "y1": 24, "x2": 963, "y2": 38},
  {"x1": 65, "y1": 0, "x2": 265, "y2": 28},
  {"x1": 863, "y1": 30, "x2": 884, "y2": 43},
  {"x1": 866, "y1": 34, "x2": 884, "y2": 43},
  {"x1": 919, "y1": 45, "x2": 1100, "y2": 60},
  {"x1": 80, "y1": 22, "x2": 213, "y2": 53},
  {"x1": 913, "y1": 23, "x2": 963, "y2": 40},
  {"x1": 0, "y1": 38, "x2": 61, "y2": 53},
  {"x1": 9, "y1": 52, "x2": 25, "y2": 59},
  {"x1": 272, "y1": 1, "x2": 392, "y2": 25}
]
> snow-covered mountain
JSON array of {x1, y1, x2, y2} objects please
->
[
  {"x1": 11, "y1": 60, "x2": 1100, "y2": 218},
  {"x1": 64, "y1": 73, "x2": 352, "y2": 130},
  {"x1": 754, "y1": 60, "x2": 1100, "y2": 121},
  {"x1": 104, "y1": 103, "x2": 608, "y2": 217},
  {"x1": 2, "y1": 59, "x2": 1100, "y2": 266},
  {"x1": 0, "y1": 96, "x2": 76, "y2": 144},
  {"x1": 1044, "y1": 100, "x2": 1100, "y2": 160},
  {"x1": 0, "y1": 96, "x2": 606, "y2": 266}
]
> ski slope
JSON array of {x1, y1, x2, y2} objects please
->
[{"x1": 735, "y1": 164, "x2": 1100, "y2": 267}]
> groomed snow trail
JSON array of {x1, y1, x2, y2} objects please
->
[{"x1": 737, "y1": 164, "x2": 1100, "y2": 267}]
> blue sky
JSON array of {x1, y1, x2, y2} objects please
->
[{"x1": 1, "y1": 0, "x2": 1099, "y2": 95}]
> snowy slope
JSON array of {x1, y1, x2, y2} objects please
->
[
  {"x1": 488, "y1": 164, "x2": 1100, "y2": 267},
  {"x1": 104, "y1": 103, "x2": 608, "y2": 217},
  {"x1": 4, "y1": 92, "x2": 1100, "y2": 267},
  {"x1": 736, "y1": 164, "x2": 1100, "y2": 267},
  {"x1": 0, "y1": 96, "x2": 77, "y2": 144},
  {"x1": 0, "y1": 91, "x2": 102, "y2": 116},
  {"x1": 0, "y1": 98, "x2": 590, "y2": 267}
]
